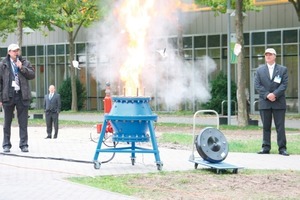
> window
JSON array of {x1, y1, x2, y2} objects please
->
[
  {"x1": 76, "y1": 43, "x2": 86, "y2": 53},
  {"x1": 183, "y1": 37, "x2": 192, "y2": 48},
  {"x1": 194, "y1": 36, "x2": 206, "y2": 48},
  {"x1": 244, "y1": 33, "x2": 249, "y2": 45},
  {"x1": 267, "y1": 31, "x2": 281, "y2": 44},
  {"x1": 27, "y1": 46, "x2": 36, "y2": 56},
  {"x1": 283, "y1": 30, "x2": 297, "y2": 43},
  {"x1": 252, "y1": 32, "x2": 265, "y2": 45},
  {"x1": 47, "y1": 45, "x2": 55, "y2": 55},
  {"x1": 208, "y1": 35, "x2": 220, "y2": 47},
  {"x1": 37, "y1": 46, "x2": 44, "y2": 56},
  {"x1": 56, "y1": 44, "x2": 65, "y2": 55}
]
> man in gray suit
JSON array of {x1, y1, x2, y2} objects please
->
[
  {"x1": 254, "y1": 48, "x2": 289, "y2": 156},
  {"x1": 44, "y1": 85, "x2": 61, "y2": 139}
]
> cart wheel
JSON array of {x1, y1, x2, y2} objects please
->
[
  {"x1": 194, "y1": 163, "x2": 198, "y2": 169},
  {"x1": 157, "y1": 163, "x2": 163, "y2": 171},
  {"x1": 131, "y1": 158, "x2": 135, "y2": 165},
  {"x1": 94, "y1": 161, "x2": 101, "y2": 169},
  {"x1": 233, "y1": 169, "x2": 238, "y2": 174}
]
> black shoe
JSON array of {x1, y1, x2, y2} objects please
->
[
  {"x1": 3, "y1": 147, "x2": 10, "y2": 153},
  {"x1": 53, "y1": 135, "x2": 57, "y2": 139},
  {"x1": 21, "y1": 147, "x2": 29, "y2": 153},
  {"x1": 279, "y1": 150, "x2": 289, "y2": 156},
  {"x1": 257, "y1": 149, "x2": 270, "y2": 154},
  {"x1": 45, "y1": 136, "x2": 51, "y2": 139}
]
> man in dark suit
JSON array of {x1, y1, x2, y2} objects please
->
[
  {"x1": 254, "y1": 48, "x2": 289, "y2": 156},
  {"x1": 0, "y1": 43, "x2": 35, "y2": 153},
  {"x1": 44, "y1": 85, "x2": 61, "y2": 139}
]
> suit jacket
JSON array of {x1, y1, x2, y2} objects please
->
[
  {"x1": 254, "y1": 63, "x2": 288, "y2": 110},
  {"x1": 44, "y1": 93, "x2": 61, "y2": 113}
]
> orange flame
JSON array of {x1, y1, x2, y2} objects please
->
[
  {"x1": 115, "y1": 0, "x2": 201, "y2": 96},
  {"x1": 116, "y1": 0, "x2": 155, "y2": 96}
]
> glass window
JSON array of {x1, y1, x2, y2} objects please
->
[
  {"x1": 37, "y1": 45, "x2": 44, "y2": 56},
  {"x1": 27, "y1": 46, "x2": 36, "y2": 56},
  {"x1": 284, "y1": 44, "x2": 297, "y2": 55},
  {"x1": 208, "y1": 48, "x2": 220, "y2": 58},
  {"x1": 0, "y1": 48, "x2": 6, "y2": 58},
  {"x1": 183, "y1": 49, "x2": 193, "y2": 59},
  {"x1": 57, "y1": 56, "x2": 65, "y2": 64},
  {"x1": 56, "y1": 44, "x2": 65, "y2": 55},
  {"x1": 183, "y1": 37, "x2": 192, "y2": 48},
  {"x1": 21, "y1": 47, "x2": 27, "y2": 56},
  {"x1": 267, "y1": 31, "x2": 281, "y2": 44},
  {"x1": 37, "y1": 57, "x2": 44, "y2": 65},
  {"x1": 47, "y1": 64, "x2": 55, "y2": 85},
  {"x1": 208, "y1": 35, "x2": 220, "y2": 47},
  {"x1": 252, "y1": 32, "x2": 265, "y2": 45},
  {"x1": 48, "y1": 56, "x2": 55, "y2": 64},
  {"x1": 195, "y1": 49, "x2": 206, "y2": 58},
  {"x1": 76, "y1": 43, "x2": 86, "y2": 53},
  {"x1": 66, "y1": 44, "x2": 70, "y2": 54},
  {"x1": 47, "y1": 45, "x2": 55, "y2": 55},
  {"x1": 221, "y1": 34, "x2": 227, "y2": 47},
  {"x1": 194, "y1": 36, "x2": 206, "y2": 48},
  {"x1": 56, "y1": 64, "x2": 66, "y2": 89},
  {"x1": 252, "y1": 46, "x2": 265, "y2": 64},
  {"x1": 243, "y1": 33, "x2": 249, "y2": 45},
  {"x1": 283, "y1": 30, "x2": 297, "y2": 43}
]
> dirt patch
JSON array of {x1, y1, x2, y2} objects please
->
[
  {"x1": 128, "y1": 170, "x2": 300, "y2": 200},
  {"x1": 127, "y1": 126, "x2": 300, "y2": 200}
]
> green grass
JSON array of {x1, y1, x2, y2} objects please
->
[
  {"x1": 158, "y1": 132, "x2": 300, "y2": 154},
  {"x1": 69, "y1": 175, "x2": 141, "y2": 195}
]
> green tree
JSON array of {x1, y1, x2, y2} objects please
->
[
  {"x1": 44, "y1": 0, "x2": 105, "y2": 111},
  {"x1": 194, "y1": 0, "x2": 261, "y2": 126},
  {"x1": 58, "y1": 77, "x2": 86, "y2": 111},
  {"x1": 0, "y1": 0, "x2": 52, "y2": 47},
  {"x1": 289, "y1": 0, "x2": 300, "y2": 21}
]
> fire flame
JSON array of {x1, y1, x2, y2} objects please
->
[{"x1": 115, "y1": 0, "x2": 201, "y2": 96}]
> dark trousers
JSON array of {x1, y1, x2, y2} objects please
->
[
  {"x1": 2, "y1": 92, "x2": 29, "y2": 149},
  {"x1": 260, "y1": 109, "x2": 287, "y2": 151},
  {"x1": 46, "y1": 112, "x2": 59, "y2": 137}
]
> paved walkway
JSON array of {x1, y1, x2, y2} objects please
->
[{"x1": 0, "y1": 113, "x2": 299, "y2": 199}]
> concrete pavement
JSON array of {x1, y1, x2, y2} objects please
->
[{"x1": 0, "y1": 113, "x2": 299, "y2": 199}]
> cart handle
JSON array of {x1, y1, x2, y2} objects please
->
[{"x1": 190, "y1": 110, "x2": 219, "y2": 161}]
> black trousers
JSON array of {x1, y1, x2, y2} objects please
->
[
  {"x1": 46, "y1": 112, "x2": 59, "y2": 137},
  {"x1": 260, "y1": 109, "x2": 287, "y2": 151},
  {"x1": 2, "y1": 92, "x2": 29, "y2": 149}
]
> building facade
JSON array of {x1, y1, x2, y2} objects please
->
[{"x1": 1, "y1": 1, "x2": 299, "y2": 113}]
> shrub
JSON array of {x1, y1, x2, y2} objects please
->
[
  {"x1": 58, "y1": 77, "x2": 86, "y2": 111},
  {"x1": 202, "y1": 72, "x2": 237, "y2": 115}
]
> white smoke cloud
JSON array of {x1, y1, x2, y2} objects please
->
[{"x1": 88, "y1": 1, "x2": 216, "y2": 108}]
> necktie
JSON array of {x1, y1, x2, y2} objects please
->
[
  {"x1": 49, "y1": 93, "x2": 53, "y2": 100},
  {"x1": 12, "y1": 62, "x2": 20, "y2": 89}
]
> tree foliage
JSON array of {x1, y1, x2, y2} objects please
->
[
  {"x1": 0, "y1": 0, "x2": 52, "y2": 43},
  {"x1": 194, "y1": 0, "x2": 261, "y2": 126},
  {"x1": 289, "y1": 0, "x2": 300, "y2": 21},
  {"x1": 194, "y1": 0, "x2": 261, "y2": 13},
  {"x1": 44, "y1": 0, "x2": 103, "y2": 111}
]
